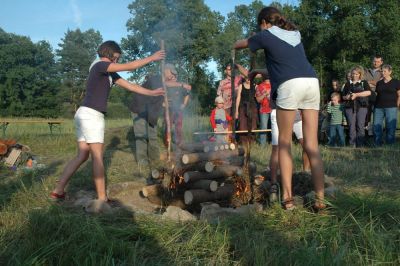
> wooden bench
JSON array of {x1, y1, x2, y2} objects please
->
[{"x1": 0, "y1": 119, "x2": 63, "y2": 136}]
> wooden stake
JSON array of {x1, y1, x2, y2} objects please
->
[{"x1": 160, "y1": 40, "x2": 171, "y2": 161}]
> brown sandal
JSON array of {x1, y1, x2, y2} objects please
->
[
  {"x1": 282, "y1": 198, "x2": 296, "y2": 211},
  {"x1": 312, "y1": 200, "x2": 327, "y2": 213}
]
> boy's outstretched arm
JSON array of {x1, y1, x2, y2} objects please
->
[
  {"x1": 115, "y1": 78, "x2": 164, "y2": 96},
  {"x1": 107, "y1": 50, "x2": 166, "y2": 72}
]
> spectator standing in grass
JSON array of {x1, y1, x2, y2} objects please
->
[
  {"x1": 342, "y1": 66, "x2": 372, "y2": 147},
  {"x1": 326, "y1": 92, "x2": 346, "y2": 147},
  {"x1": 235, "y1": 76, "x2": 258, "y2": 146},
  {"x1": 163, "y1": 64, "x2": 191, "y2": 147},
  {"x1": 364, "y1": 56, "x2": 383, "y2": 136},
  {"x1": 210, "y1": 96, "x2": 232, "y2": 143},
  {"x1": 373, "y1": 64, "x2": 400, "y2": 146},
  {"x1": 217, "y1": 64, "x2": 242, "y2": 115},
  {"x1": 51, "y1": 41, "x2": 165, "y2": 202},
  {"x1": 255, "y1": 75, "x2": 272, "y2": 146}
]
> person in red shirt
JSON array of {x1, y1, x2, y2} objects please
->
[{"x1": 255, "y1": 75, "x2": 272, "y2": 145}]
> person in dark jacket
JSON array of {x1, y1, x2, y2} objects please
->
[{"x1": 342, "y1": 66, "x2": 372, "y2": 147}]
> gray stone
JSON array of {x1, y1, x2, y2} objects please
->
[{"x1": 162, "y1": 206, "x2": 197, "y2": 222}]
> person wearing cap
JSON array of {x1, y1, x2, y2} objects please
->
[
  {"x1": 163, "y1": 64, "x2": 191, "y2": 147},
  {"x1": 129, "y1": 63, "x2": 190, "y2": 183},
  {"x1": 210, "y1": 96, "x2": 233, "y2": 143}
]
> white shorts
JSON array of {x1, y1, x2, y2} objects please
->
[
  {"x1": 74, "y1": 106, "x2": 105, "y2": 143},
  {"x1": 276, "y1": 77, "x2": 320, "y2": 110},
  {"x1": 270, "y1": 109, "x2": 303, "y2": 146}
]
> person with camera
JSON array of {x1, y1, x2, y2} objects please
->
[{"x1": 342, "y1": 66, "x2": 372, "y2": 147}]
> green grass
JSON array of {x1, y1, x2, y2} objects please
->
[{"x1": 1, "y1": 117, "x2": 399, "y2": 265}]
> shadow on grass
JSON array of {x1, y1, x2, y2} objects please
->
[
  {"x1": 0, "y1": 160, "x2": 63, "y2": 210},
  {"x1": 0, "y1": 206, "x2": 172, "y2": 265},
  {"x1": 214, "y1": 189, "x2": 400, "y2": 265}
]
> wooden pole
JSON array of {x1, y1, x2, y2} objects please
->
[
  {"x1": 193, "y1": 129, "x2": 271, "y2": 135},
  {"x1": 160, "y1": 40, "x2": 171, "y2": 161},
  {"x1": 230, "y1": 49, "x2": 237, "y2": 143}
]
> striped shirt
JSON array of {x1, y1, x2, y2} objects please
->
[{"x1": 327, "y1": 103, "x2": 345, "y2": 125}]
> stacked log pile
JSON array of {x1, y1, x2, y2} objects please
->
[
  {"x1": 0, "y1": 139, "x2": 32, "y2": 167},
  {"x1": 141, "y1": 142, "x2": 264, "y2": 209}
]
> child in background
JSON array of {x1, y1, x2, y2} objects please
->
[
  {"x1": 210, "y1": 96, "x2": 232, "y2": 143},
  {"x1": 327, "y1": 92, "x2": 346, "y2": 146}
]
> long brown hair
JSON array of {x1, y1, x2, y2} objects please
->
[{"x1": 257, "y1": 6, "x2": 297, "y2": 31}]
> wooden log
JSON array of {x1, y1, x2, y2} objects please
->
[
  {"x1": 203, "y1": 144, "x2": 219, "y2": 153},
  {"x1": 229, "y1": 143, "x2": 236, "y2": 150},
  {"x1": 204, "y1": 161, "x2": 215, "y2": 173},
  {"x1": 142, "y1": 184, "x2": 163, "y2": 198},
  {"x1": 213, "y1": 165, "x2": 243, "y2": 177},
  {"x1": 184, "y1": 184, "x2": 235, "y2": 205},
  {"x1": 184, "y1": 165, "x2": 242, "y2": 184},
  {"x1": 184, "y1": 171, "x2": 221, "y2": 183},
  {"x1": 228, "y1": 156, "x2": 244, "y2": 166},
  {"x1": 173, "y1": 161, "x2": 214, "y2": 173},
  {"x1": 168, "y1": 198, "x2": 187, "y2": 209},
  {"x1": 179, "y1": 143, "x2": 206, "y2": 153},
  {"x1": 181, "y1": 148, "x2": 245, "y2": 165},
  {"x1": 151, "y1": 169, "x2": 166, "y2": 179},
  {"x1": 187, "y1": 179, "x2": 218, "y2": 192}
]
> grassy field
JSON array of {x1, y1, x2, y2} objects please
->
[{"x1": 0, "y1": 117, "x2": 399, "y2": 265}]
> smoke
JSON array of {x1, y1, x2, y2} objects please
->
[{"x1": 70, "y1": 0, "x2": 82, "y2": 27}]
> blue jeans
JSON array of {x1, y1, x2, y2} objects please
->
[
  {"x1": 373, "y1": 107, "x2": 398, "y2": 145},
  {"x1": 259, "y1": 113, "x2": 270, "y2": 145},
  {"x1": 328, "y1": 124, "x2": 345, "y2": 146}
]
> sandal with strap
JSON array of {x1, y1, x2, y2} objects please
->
[
  {"x1": 282, "y1": 198, "x2": 296, "y2": 211},
  {"x1": 312, "y1": 201, "x2": 327, "y2": 213},
  {"x1": 50, "y1": 191, "x2": 66, "y2": 201}
]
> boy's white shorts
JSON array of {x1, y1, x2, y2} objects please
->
[{"x1": 74, "y1": 106, "x2": 105, "y2": 143}]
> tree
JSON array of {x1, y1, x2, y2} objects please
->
[
  {"x1": 0, "y1": 29, "x2": 61, "y2": 117},
  {"x1": 56, "y1": 29, "x2": 103, "y2": 111}
]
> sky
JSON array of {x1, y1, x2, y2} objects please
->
[{"x1": 0, "y1": 0, "x2": 297, "y2": 78}]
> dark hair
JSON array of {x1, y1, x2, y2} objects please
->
[
  {"x1": 257, "y1": 6, "x2": 297, "y2": 31},
  {"x1": 97, "y1": 41, "x2": 122, "y2": 60}
]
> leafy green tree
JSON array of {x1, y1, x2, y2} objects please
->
[
  {"x1": 0, "y1": 29, "x2": 61, "y2": 117},
  {"x1": 56, "y1": 29, "x2": 102, "y2": 111}
]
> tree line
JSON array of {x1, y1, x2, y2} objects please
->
[{"x1": 1, "y1": 0, "x2": 399, "y2": 117}]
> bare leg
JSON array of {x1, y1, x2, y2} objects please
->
[
  {"x1": 277, "y1": 109, "x2": 296, "y2": 205},
  {"x1": 269, "y1": 144, "x2": 280, "y2": 202},
  {"x1": 53, "y1": 141, "x2": 90, "y2": 195},
  {"x1": 89, "y1": 143, "x2": 107, "y2": 201},
  {"x1": 298, "y1": 138, "x2": 311, "y2": 172},
  {"x1": 301, "y1": 109, "x2": 325, "y2": 205},
  {"x1": 269, "y1": 145, "x2": 279, "y2": 184}
]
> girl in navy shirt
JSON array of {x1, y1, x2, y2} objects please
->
[{"x1": 234, "y1": 6, "x2": 325, "y2": 211}]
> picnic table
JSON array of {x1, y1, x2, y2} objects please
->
[{"x1": 0, "y1": 119, "x2": 63, "y2": 136}]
